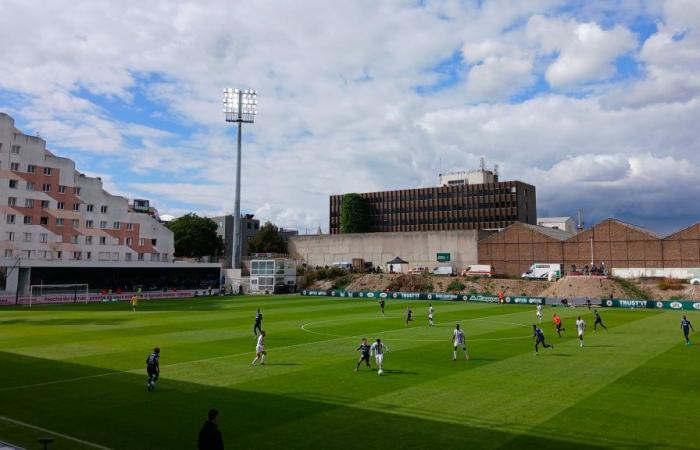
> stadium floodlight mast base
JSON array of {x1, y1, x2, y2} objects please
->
[{"x1": 223, "y1": 88, "x2": 257, "y2": 270}]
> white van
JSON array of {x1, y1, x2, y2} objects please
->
[
  {"x1": 522, "y1": 263, "x2": 562, "y2": 280},
  {"x1": 432, "y1": 266, "x2": 454, "y2": 276},
  {"x1": 461, "y1": 265, "x2": 493, "y2": 277}
]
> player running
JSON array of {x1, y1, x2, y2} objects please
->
[
  {"x1": 532, "y1": 325, "x2": 553, "y2": 355},
  {"x1": 593, "y1": 309, "x2": 608, "y2": 333},
  {"x1": 253, "y1": 309, "x2": 263, "y2": 336},
  {"x1": 536, "y1": 304, "x2": 543, "y2": 323},
  {"x1": 146, "y1": 347, "x2": 160, "y2": 391},
  {"x1": 379, "y1": 298, "x2": 385, "y2": 316},
  {"x1": 370, "y1": 338, "x2": 388, "y2": 374},
  {"x1": 355, "y1": 338, "x2": 372, "y2": 371},
  {"x1": 452, "y1": 324, "x2": 469, "y2": 360},
  {"x1": 552, "y1": 313, "x2": 565, "y2": 337},
  {"x1": 576, "y1": 316, "x2": 586, "y2": 347},
  {"x1": 428, "y1": 304, "x2": 435, "y2": 327},
  {"x1": 405, "y1": 306, "x2": 413, "y2": 326},
  {"x1": 251, "y1": 330, "x2": 266, "y2": 366},
  {"x1": 681, "y1": 315, "x2": 694, "y2": 345},
  {"x1": 131, "y1": 294, "x2": 138, "y2": 312}
]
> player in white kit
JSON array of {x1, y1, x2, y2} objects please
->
[
  {"x1": 251, "y1": 330, "x2": 266, "y2": 365},
  {"x1": 370, "y1": 338, "x2": 388, "y2": 374},
  {"x1": 536, "y1": 304, "x2": 543, "y2": 322},
  {"x1": 452, "y1": 324, "x2": 469, "y2": 360},
  {"x1": 575, "y1": 316, "x2": 586, "y2": 347},
  {"x1": 428, "y1": 304, "x2": 435, "y2": 327}
]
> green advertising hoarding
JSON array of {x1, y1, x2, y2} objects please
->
[
  {"x1": 437, "y1": 253, "x2": 451, "y2": 262},
  {"x1": 603, "y1": 299, "x2": 700, "y2": 311}
]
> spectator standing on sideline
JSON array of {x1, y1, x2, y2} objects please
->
[{"x1": 198, "y1": 408, "x2": 224, "y2": 450}]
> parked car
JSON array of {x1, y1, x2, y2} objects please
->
[{"x1": 690, "y1": 278, "x2": 700, "y2": 285}]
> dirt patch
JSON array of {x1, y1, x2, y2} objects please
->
[
  {"x1": 539, "y1": 277, "x2": 632, "y2": 299},
  {"x1": 636, "y1": 279, "x2": 700, "y2": 300}
]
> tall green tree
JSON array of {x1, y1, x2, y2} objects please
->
[
  {"x1": 168, "y1": 213, "x2": 224, "y2": 258},
  {"x1": 340, "y1": 193, "x2": 371, "y2": 233},
  {"x1": 248, "y1": 221, "x2": 287, "y2": 254}
]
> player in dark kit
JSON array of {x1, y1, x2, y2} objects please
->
[
  {"x1": 532, "y1": 325, "x2": 553, "y2": 355},
  {"x1": 593, "y1": 309, "x2": 608, "y2": 332},
  {"x1": 146, "y1": 347, "x2": 160, "y2": 391},
  {"x1": 253, "y1": 309, "x2": 263, "y2": 336},
  {"x1": 405, "y1": 306, "x2": 413, "y2": 326},
  {"x1": 379, "y1": 299, "x2": 385, "y2": 316},
  {"x1": 681, "y1": 315, "x2": 694, "y2": 345},
  {"x1": 355, "y1": 338, "x2": 372, "y2": 371}
]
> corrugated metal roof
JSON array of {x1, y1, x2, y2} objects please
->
[{"x1": 521, "y1": 223, "x2": 575, "y2": 241}]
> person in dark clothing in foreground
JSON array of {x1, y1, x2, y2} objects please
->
[{"x1": 199, "y1": 408, "x2": 224, "y2": 450}]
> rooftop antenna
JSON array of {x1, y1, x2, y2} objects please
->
[{"x1": 479, "y1": 157, "x2": 486, "y2": 171}]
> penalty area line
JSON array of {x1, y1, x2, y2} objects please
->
[{"x1": 0, "y1": 415, "x2": 113, "y2": 450}]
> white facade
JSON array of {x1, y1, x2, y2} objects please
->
[
  {"x1": 439, "y1": 169, "x2": 497, "y2": 186},
  {"x1": 249, "y1": 258, "x2": 296, "y2": 293},
  {"x1": 537, "y1": 217, "x2": 576, "y2": 234},
  {"x1": 0, "y1": 112, "x2": 174, "y2": 268}
]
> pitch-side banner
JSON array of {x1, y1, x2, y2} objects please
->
[
  {"x1": 603, "y1": 299, "x2": 700, "y2": 311},
  {"x1": 301, "y1": 289, "x2": 548, "y2": 305}
]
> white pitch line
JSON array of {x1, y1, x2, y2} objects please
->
[{"x1": 0, "y1": 415, "x2": 113, "y2": 450}]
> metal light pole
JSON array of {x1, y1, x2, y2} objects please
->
[{"x1": 223, "y1": 88, "x2": 257, "y2": 269}]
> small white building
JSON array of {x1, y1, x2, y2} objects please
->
[
  {"x1": 537, "y1": 217, "x2": 576, "y2": 234},
  {"x1": 249, "y1": 258, "x2": 296, "y2": 294}
]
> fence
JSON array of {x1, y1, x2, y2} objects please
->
[{"x1": 0, "y1": 289, "x2": 201, "y2": 306}]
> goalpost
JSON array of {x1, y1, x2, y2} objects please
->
[{"x1": 29, "y1": 284, "x2": 90, "y2": 307}]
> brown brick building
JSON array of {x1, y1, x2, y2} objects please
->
[
  {"x1": 329, "y1": 180, "x2": 536, "y2": 234},
  {"x1": 478, "y1": 219, "x2": 700, "y2": 276}
]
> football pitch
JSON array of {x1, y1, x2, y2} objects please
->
[{"x1": 0, "y1": 295, "x2": 698, "y2": 450}]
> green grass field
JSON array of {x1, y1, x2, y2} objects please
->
[{"x1": 1, "y1": 295, "x2": 699, "y2": 450}]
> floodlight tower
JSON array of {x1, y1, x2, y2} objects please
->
[{"x1": 223, "y1": 88, "x2": 257, "y2": 269}]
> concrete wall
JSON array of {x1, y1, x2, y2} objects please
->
[{"x1": 289, "y1": 230, "x2": 484, "y2": 270}]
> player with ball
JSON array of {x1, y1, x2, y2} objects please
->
[{"x1": 370, "y1": 338, "x2": 388, "y2": 375}]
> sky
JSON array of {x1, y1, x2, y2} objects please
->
[{"x1": 1, "y1": 0, "x2": 699, "y2": 235}]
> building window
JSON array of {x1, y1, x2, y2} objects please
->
[
  {"x1": 57, "y1": 202, "x2": 65, "y2": 210},
  {"x1": 151, "y1": 238, "x2": 157, "y2": 246},
  {"x1": 126, "y1": 237, "x2": 132, "y2": 245},
  {"x1": 85, "y1": 236, "x2": 93, "y2": 245},
  {"x1": 113, "y1": 221, "x2": 120, "y2": 230},
  {"x1": 23, "y1": 232, "x2": 31, "y2": 242},
  {"x1": 139, "y1": 238, "x2": 145, "y2": 246},
  {"x1": 111, "y1": 252, "x2": 119, "y2": 261},
  {"x1": 40, "y1": 233, "x2": 48, "y2": 243},
  {"x1": 72, "y1": 203, "x2": 80, "y2": 211},
  {"x1": 125, "y1": 252, "x2": 132, "y2": 262},
  {"x1": 86, "y1": 251, "x2": 92, "y2": 260},
  {"x1": 40, "y1": 216, "x2": 48, "y2": 225},
  {"x1": 74, "y1": 187, "x2": 81, "y2": 195},
  {"x1": 44, "y1": 167, "x2": 52, "y2": 176},
  {"x1": 4, "y1": 249, "x2": 13, "y2": 258},
  {"x1": 10, "y1": 162, "x2": 20, "y2": 171},
  {"x1": 71, "y1": 219, "x2": 80, "y2": 228},
  {"x1": 40, "y1": 200, "x2": 50, "y2": 208},
  {"x1": 22, "y1": 250, "x2": 32, "y2": 259},
  {"x1": 162, "y1": 253, "x2": 168, "y2": 262},
  {"x1": 56, "y1": 218, "x2": 64, "y2": 226},
  {"x1": 98, "y1": 252, "x2": 110, "y2": 261},
  {"x1": 71, "y1": 235, "x2": 79, "y2": 244},
  {"x1": 7, "y1": 197, "x2": 17, "y2": 206},
  {"x1": 86, "y1": 204, "x2": 94, "y2": 212},
  {"x1": 57, "y1": 251, "x2": 63, "y2": 259},
  {"x1": 100, "y1": 205, "x2": 108, "y2": 213},
  {"x1": 86, "y1": 220, "x2": 94, "y2": 228},
  {"x1": 151, "y1": 253, "x2": 160, "y2": 262},
  {"x1": 6, "y1": 214, "x2": 16, "y2": 224},
  {"x1": 27, "y1": 164, "x2": 36, "y2": 173},
  {"x1": 42, "y1": 184, "x2": 51, "y2": 192},
  {"x1": 26, "y1": 182, "x2": 35, "y2": 191},
  {"x1": 100, "y1": 221, "x2": 107, "y2": 229},
  {"x1": 9, "y1": 180, "x2": 17, "y2": 189},
  {"x1": 24, "y1": 199, "x2": 34, "y2": 208},
  {"x1": 23, "y1": 216, "x2": 32, "y2": 225},
  {"x1": 6, "y1": 231, "x2": 15, "y2": 241},
  {"x1": 73, "y1": 251, "x2": 82, "y2": 260},
  {"x1": 99, "y1": 236, "x2": 106, "y2": 245},
  {"x1": 58, "y1": 185, "x2": 66, "y2": 194},
  {"x1": 11, "y1": 145, "x2": 20, "y2": 154},
  {"x1": 126, "y1": 223, "x2": 134, "y2": 231},
  {"x1": 138, "y1": 253, "x2": 144, "y2": 261}
]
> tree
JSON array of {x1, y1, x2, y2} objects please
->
[
  {"x1": 340, "y1": 193, "x2": 371, "y2": 233},
  {"x1": 248, "y1": 221, "x2": 287, "y2": 254},
  {"x1": 168, "y1": 213, "x2": 224, "y2": 258}
]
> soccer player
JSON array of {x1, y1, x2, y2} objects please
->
[
  {"x1": 681, "y1": 315, "x2": 694, "y2": 345},
  {"x1": 405, "y1": 306, "x2": 413, "y2": 326},
  {"x1": 253, "y1": 309, "x2": 263, "y2": 337},
  {"x1": 593, "y1": 309, "x2": 608, "y2": 332},
  {"x1": 355, "y1": 338, "x2": 371, "y2": 371},
  {"x1": 370, "y1": 338, "x2": 388, "y2": 373},
  {"x1": 252, "y1": 330, "x2": 266, "y2": 366},
  {"x1": 146, "y1": 347, "x2": 160, "y2": 391},
  {"x1": 586, "y1": 298, "x2": 592, "y2": 310},
  {"x1": 428, "y1": 304, "x2": 435, "y2": 327},
  {"x1": 452, "y1": 324, "x2": 468, "y2": 360},
  {"x1": 379, "y1": 298, "x2": 385, "y2": 316},
  {"x1": 532, "y1": 324, "x2": 553, "y2": 355},
  {"x1": 552, "y1": 313, "x2": 565, "y2": 337},
  {"x1": 130, "y1": 294, "x2": 138, "y2": 312},
  {"x1": 536, "y1": 304, "x2": 543, "y2": 323},
  {"x1": 576, "y1": 316, "x2": 586, "y2": 347}
]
